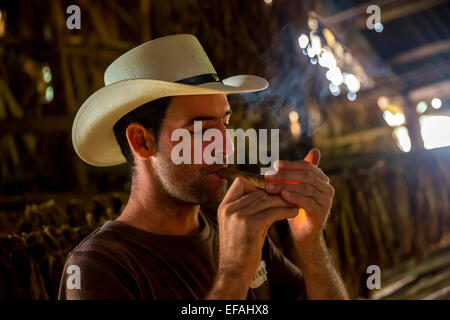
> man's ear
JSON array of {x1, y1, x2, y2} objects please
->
[{"x1": 125, "y1": 123, "x2": 156, "y2": 160}]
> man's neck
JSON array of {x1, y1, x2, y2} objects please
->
[{"x1": 116, "y1": 181, "x2": 201, "y2": 236}]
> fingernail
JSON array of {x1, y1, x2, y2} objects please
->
[{"x1": 267, "y1": 184, "x2": 277, "y2": 192}]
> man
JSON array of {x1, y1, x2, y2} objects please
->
[{"x1": 59, "y1": 34, "x2": 348, "y2": 300}]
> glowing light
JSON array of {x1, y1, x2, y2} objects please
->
[
  {"x1": 420, "y1": 115, "x2": 450, "y2": 149},
  {"x1": 347, "y1": 91, "x2": 357, "y2": 101},
  {"x1": 329, "y1": 83, "x2": 340, "y2": 96},
  {"x1": 310, "y1": 57, "x2": 318, "y2": 65},
  {"x1": 431, "y1": 98, "x2": 442, "y2": 109},
  {"x1": 377, "y1": 96, "x2": 389, "y2": 109},
  {"x1": 326, "y1": 66, "x2": 343, "y2": 86},
  {"x1": 291, "y1": 208, "x2": 308, "y2": 227},
  {"x1": 306, "y1": 45, "x2": 315, "y2": 58},
  {"x1": 392, "y1": 126, "x2": 411, "y2": 152},
  {"x1": 308, "y1": 17, "x2": 318, "y2": 30},
  {"x1": 264, "y1": 0, "x2": 272, "y2": 5},
  {"x1": 289, "y1": 111, "x2": 301, "y2": 138},
  {"x1": 318, "y1": 49, "x2": 337, "y2": 69},
  {"x1": 343, "y1": 73, "x2": 360, "y2": 92},
  {"x1": 298, "y1": 34, "x2": 309, "y2": 49},
  {"x1": 290, "y1": 122, "x2": 301, "y2": 138},
  {"x1": 374, "y1": 23, "x2": 384, "y2": 32},
  {"x1": 289, "y1": 110, "x2": 299, "y2": 122},
  {"x1": 416, "y1": 101, "x2": 428, "y2": 113},
  {"x1": 310, "y1": 35, "x2": 321, "y2": 56},
  {"x1": 45, "y1": 86, "x2": 54, "y2": 103},
  {"x1": 322, "y1": 28, "x2": 336, "y2": 47},
  {"x1": 0, "y1": 10, "x2": 5, "y2": 37},
  {"x1": 383, "y1": 110, "x2": 405, "y2": 127},
  {"x1": 42, "y1": 66, "x2": 52, "y2": 83}
]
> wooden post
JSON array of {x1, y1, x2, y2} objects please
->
[
  {"x1": 140, "y1": 0, "x2": 152, "y2": 42},
  {"x1": 403, "y1": 94, "x2": 424, "y2": 151}
]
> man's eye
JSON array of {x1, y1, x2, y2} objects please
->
[{"x1": 190, "y1": 128, "x2": 208, "y2": 135}]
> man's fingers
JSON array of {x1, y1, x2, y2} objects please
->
[
  {"x1": 266, "y1": 183, "x2": 332, "y2": 207},
  {"x1": 280, "y1": 191, "x2": 324, "y2": 218},
  {"x1": 258, "y1": 207, "x2": 299, "y2": 225},
  {"x1": 271, "y1": 161, "x2": 329, "y2": 183},
  {"x1": 224, "y1": 190, "x2": 267, "y2": 213},
  {"x1": 245, "y1": 194, "x2": 295, "y2": 215},
  {"x1": 266, "y1": 171, "x2": 332, "y2": 195}
]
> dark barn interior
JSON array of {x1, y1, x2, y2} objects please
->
[{"x1": 0, "y1": 0, "x2": 450, "y2": 300}]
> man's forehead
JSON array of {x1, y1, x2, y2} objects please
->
[{"x1": 166, "y1": 94, "x2": 231, "y2": 119}]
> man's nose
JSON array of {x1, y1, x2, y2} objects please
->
[{"x1": 212, "y1": 127, "x2": 234, "y2": 161}]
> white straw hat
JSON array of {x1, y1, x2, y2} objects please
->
[{"x1": 72, "y1": 34, "x2": 268, "y2": 167}]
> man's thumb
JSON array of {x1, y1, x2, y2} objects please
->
[{"x1": 304, "y1": 148, "x2": 321, "y2": 166}]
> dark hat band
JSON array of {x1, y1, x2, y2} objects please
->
[{"x1": 176, "y1": 73, "x2": 222, "y2": 85}]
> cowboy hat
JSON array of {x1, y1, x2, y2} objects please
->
[{"x1": 72, "y1": 34, "x2": 268, "y2": 167}]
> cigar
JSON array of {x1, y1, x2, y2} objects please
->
[{"x1": 216, "y1": 168, "x2": 267, "y2": 189}]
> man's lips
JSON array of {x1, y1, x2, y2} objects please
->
[
  {"x1": 208, "y1": 165, "x2": 228, "y2": 182},
  {"x1": 210, "y1": 165, "x2": 228, "y2": 174}
]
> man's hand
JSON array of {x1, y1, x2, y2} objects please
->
[
  {"x1": 264, "y1": 148, "x2": 335, "y2": 246},
  {"x1": 207, "y1": 177, "x2": 298, "y2": 299},
  {"x1": 263, "y1": 149, "x2": 348, "y2": 300}
]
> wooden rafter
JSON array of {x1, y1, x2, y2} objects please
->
[
  {"x1": 140, "y1": 0, "x2": 152, "y2": 42},
  {"x1": 321, "y1": 0, "x2": 396, "y2": 26},
  {"x1": 408, "y1": 79, "x2": 450, "y2": 101},
  {"x1": 389, "y1": 39, "x2": 450, "y2": 66},
  {"x1": 322, "y1": 0, "x2": 447, "y2": 29},
  {"x1": 0, "y1": 117, "x2": 72, "y2": 134},
  {"x1": 108, "y1": 0, "x2": 140, "y2": 33}
]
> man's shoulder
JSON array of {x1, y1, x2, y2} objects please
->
[
  {"x1": 59, "y1": 222, "x2": 138, "y2": 300},
  {"x1": 69, "y1": 221, "x2": 129, "y2": 262}
]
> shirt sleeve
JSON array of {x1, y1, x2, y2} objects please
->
[
  {"x1": 58, "y1": 251, "x2": 137, "y2": 300},
  {"x1": 265, "y1": 236, "x2": 307, "y2": 300}
]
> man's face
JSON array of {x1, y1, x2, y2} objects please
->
[{"x1": 151, "y1": 94, "x2": 234, "y2": 205}]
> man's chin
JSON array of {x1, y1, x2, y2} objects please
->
[{"x1": 203, "y1": 175, "x2": 227, "y2": 203}]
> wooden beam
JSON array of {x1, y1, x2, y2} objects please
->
[
  {"x1": 0, "y1": 116, "x2": 72, "y2": 134},
  {"x1": 400, "y1": 59, "x2": 450, "y2": 89},
  {"x1": 50, "y1": 1, "x2": 77, "y2": 113},
  {"x1": 402, "y1": 95, "x2": 424, "y2": 151},
  {"x1": 321, "y1": 0, "x2": 396, "y2": 27},
  {"x1": 65, "y1": 40, "x2": 136, "y2": 56},
  {"x1": 314, "y1": 126, "x2": 393, "y2": 148},
  {"x1": 365, "y1": 0, "x2": 448, "y2": 28},
  {"x1": 108, "y1": 0, "x2": 140, "y2": 33},
  {"x1": 322, "y1": 0, "x2": 447, "y2": 29},
  {"x1": 320, "y1": 145, "x2": 450, "y2": 173},
  {"x1": 79, "y1": 0, "x2": 108, "y2": 42},
  {"x1": 408, "y1": 79, "x2": 450, "y2": 102},
  {"x1": 389, "y1": 40, "x2": 450, "y2": 66},
  {"x1": 140, "y1": 0, "x2": 152, "y2": 42},
  {"x1": 330, "y1": 58, "x2": 450, "y2": 108}
]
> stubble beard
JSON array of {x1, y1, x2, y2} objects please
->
[{"x1": 154, "y1": 152, "x2": 227, "y2": 205}]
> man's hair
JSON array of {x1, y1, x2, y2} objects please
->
[{"x1": 113, "y1": 97, "x2": 172, "y2": 171}]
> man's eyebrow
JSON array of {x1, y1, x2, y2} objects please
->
[{"x1": 183, "y1": 108, "x2": 232, "y2": 126}]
